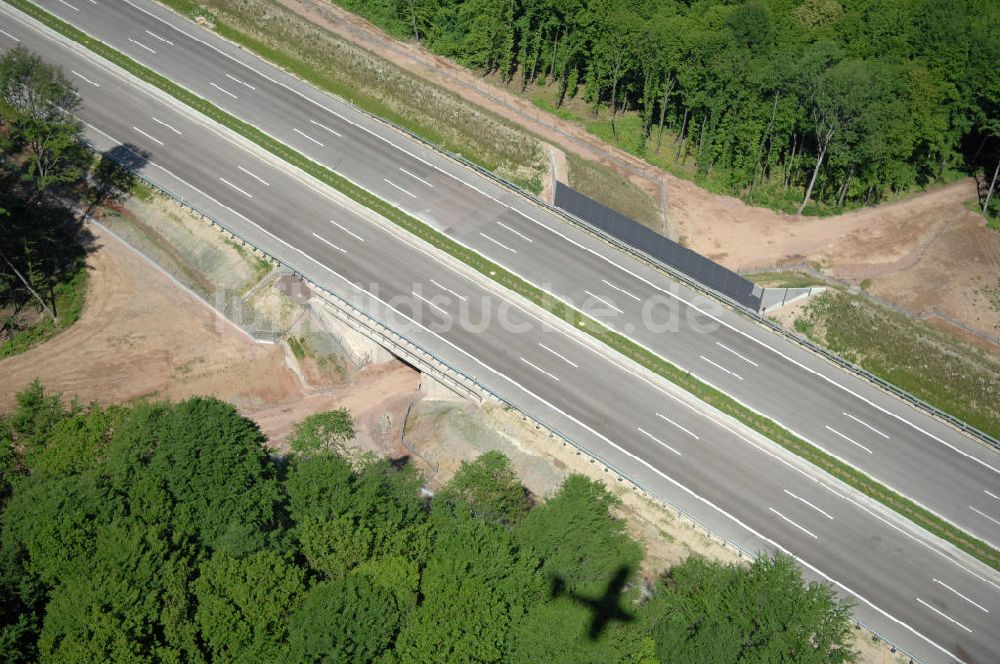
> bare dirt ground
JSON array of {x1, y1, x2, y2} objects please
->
[
  {"x1": 397, "y1": 400, "x2": 903, "y2": 664},
  {"x1": 0, "y1": 222, "x2": 421, "y2": 443},
  {"x1": 0, "y1": 209, "x2": 901, "y2": 661},
  {"x1": 279, "y1": 0, "x2": 1000, "y2": 345}
]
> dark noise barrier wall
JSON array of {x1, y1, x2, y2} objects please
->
[{"x1": 553, "y1": 182, "x2": 763, "y2": 311}]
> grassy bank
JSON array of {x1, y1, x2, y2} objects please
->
[
  {"x1": 159, "y1": 0, "x2": 670, "y2": 218},
  {"x1": 160, "y1": 0, "x2": 545, "y2": 193},
  {"x1": 16, "y1": 0, "x2": 1000, "y2": 572},
  {"x1": 748, "y1": 270, "x2": 830, "y2": 289},
  {"x1": 794, "y1": 290, "x2": 1000, "y2": 439},
  {"x1": 566, "y1": 153, "x2": 662, "y2": 231}
]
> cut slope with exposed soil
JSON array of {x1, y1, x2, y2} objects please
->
[
  {"x1": 0, "y1": 222, "x2": 420, "y2": 443},
  {"x1": 275, "y1": 0, "x2": 1000, "y2": 346}
]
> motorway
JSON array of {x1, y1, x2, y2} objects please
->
[
  {"x1": 3, "y1": 1, "x2": 1000, "y2": 661},
  {"x1": 20, "y1": 0, "x2": 1000, "y2": 558}
]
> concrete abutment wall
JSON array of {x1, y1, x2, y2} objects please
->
[{"x1": 308, "y1": 295, "x2": 479, "y2": 403}]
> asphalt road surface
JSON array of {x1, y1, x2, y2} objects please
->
[{"x1": 3, "y1": 2, "x2": 1000, "y2": 661}]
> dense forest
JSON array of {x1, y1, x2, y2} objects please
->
[
  {"x1": 0, "y1": 384, "x2": 857, "y2": 662},
  {"x1": 332, "y1": 0, "x2": 1000, "y2": 214}
]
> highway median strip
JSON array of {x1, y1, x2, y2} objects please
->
[{"x1": 14, "y1": 0, "x2": 1000, "y2": 573}]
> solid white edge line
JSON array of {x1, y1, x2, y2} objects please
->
[
  {"x1": 566, "y1": 329, "x2": 1000, "y2": 596},
  {"x1": 915, "y1": 598, "x2": 973, "y2": 633},
  {"x1": 520, "y1": 356, "x2": 559, "y2": 382},
  {"x1": 131, "y1": 125, "x2": 163, "y2": 146},
  {"x1": 58, "y1": 21, "x2": 984, "y2": 655},
  {"x1": 636, "y1": 427, "x2": 681, "y2": 456},
  {"x1": 122, "y1": 0, "x2": 1000, "y2": 523},
  {"x1": 237, "y1": 165, "x2": 270, "y2": 186},
  {"x1": 507, "y1": 174, "x2": 1000, "y2": 478},
  {"x1": 538, "y1": 342, "x2": 579, "y2": 368},
  {"x1": 783, "y1": 489, "x2": 834, "y2": 520},
  {"x1": 769, "y1": 507, "x2": 819, "y2": 539},
  {"x1": 310, "y1": 232, "x2": 347, "y2": 254},
  {"x1": 825, "y1": 425, "x2": 874, "y2": 455},
  {"x1": 844, "y1": 412, "x2": 891, "y2": 439},
  {"x1": 47, "y1": 7, "x2": 995, "y2": 585},
  {"x1": 117, "y1": 0, "x2": 998, "y2": 483},
  {"x1": 655, "y1": 413, "x2": 700, "y2": 440},
  {"x1": 83, "y1": 131, "x2": 976, "y2": 661},
  {"x1": 218, "y1": 177, "x2": 252, "y2": 198},
  {"x1": 521, "y1": 254, "x2": 1000, "y2": 596},
  {"x1": 931, "y1": 578, "x2": 990, "y2": 613}
]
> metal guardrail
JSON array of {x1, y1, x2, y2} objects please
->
[
  {"x1": 98, "y1": 148, "x2": 916, "y2": 662},
  {"x1": 338, "y1": 96, "x2": 999, "y2": 453}
]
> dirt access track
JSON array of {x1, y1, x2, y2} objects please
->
[
  {"x1": 0, "y1": 222, "x2": 420, "y2": 444},
  {"x1": 280, "y1": 0, "x2": 1000, "y2": 343}
]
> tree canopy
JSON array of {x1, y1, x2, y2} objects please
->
[
  {"x1": 330, "y1": 0, "x2": 1000, "y2": 214},
  {"x1": 0, "y1": 48, "x2": 136, "y2": 356},
  {"x1": 0, "y1": 384, "x2": 858, "y2": 662}
]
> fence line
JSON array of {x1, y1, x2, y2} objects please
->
[
  {"x1": 100, "y1": 149, "x2": 917, "y2": 663},
  {"x1": 170, "y1": 0, "x2": 995, "y2": 449},
  {"x1": 300, "y1": 55, "x2": 1000, "y2": 451}
]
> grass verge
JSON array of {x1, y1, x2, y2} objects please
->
[
  {"x1": 16, "y1": 0, "x2": 1000, "y2": 572},
  {"x1": 159, "y1": 0, "x2": 544, "y2": 193},
  {"x1": 793, "y1": 290, "x2": 1000, "y2": 438},
  {"x1": 566, "y1": 153, "x2": 662, "y2": 231},
  {"x1": 747, "y1": 271, "x2": 830, "y2": 289}
]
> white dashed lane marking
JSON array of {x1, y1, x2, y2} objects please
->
[
  {"x1": 825, "y1": 425, "x2": 873, "y2": 454},
  {"x1": 127, "y1": 37, "x2": 155, "y2": 53},
  {"x1": 637, "y1": 427, "x2": 681, "y2": 456},
  {"x1": 769, "y1": 507, "x2": 818, "y2": 539}
]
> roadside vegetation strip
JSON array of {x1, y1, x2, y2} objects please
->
[
  {"x1": 160, "y1": 0, "x2": 544, "y2": 194},
  {"x1": 17, "y1": 0, "x2": 1000, "y2": 573}
]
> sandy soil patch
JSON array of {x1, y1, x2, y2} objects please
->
[
  {"x1": 397, "y1": 399, "x2": 905, "y2": 663},
  {"x1": 277, "y1": 0, "x2": 998, "y2": 345},
  {"x1": 0, "y1": 215, "x2": 904, "y2": 662},
  {"x1": 398, "y1": 400, "x2": 742, "y2": 573},
  {"x1": 0, "y1": 221, "x2": 420, "y2": 442}
]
